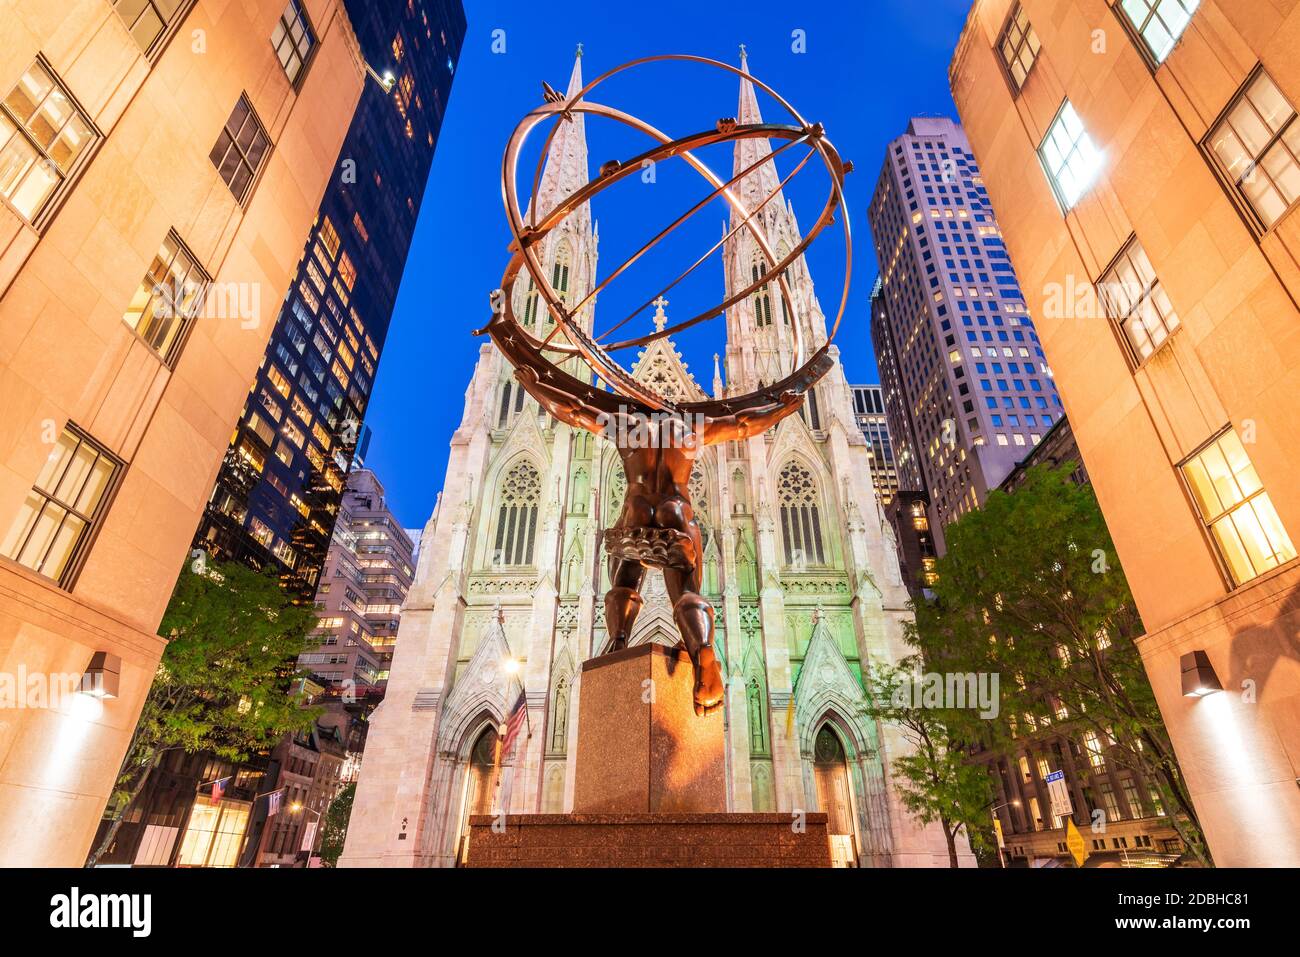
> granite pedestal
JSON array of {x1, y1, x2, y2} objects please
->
[{"x1": 465, "y1": 643, "x2": 831, "y2": 867}]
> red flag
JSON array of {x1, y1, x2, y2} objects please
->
[
  {"x1": 500, "y1": 692, "x2": 528, "y2": 759},
  {"x1": 211, "y1": 776, "x2": 231, "y2": 805}
]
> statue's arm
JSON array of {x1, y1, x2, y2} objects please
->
[
  {"x1": 513, "y1": 366, "x2": 610, "y2": 436},
  {"x1": 702, "y1": 390, "x2": 803, "y2": 443}
]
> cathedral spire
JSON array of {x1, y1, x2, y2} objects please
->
[
  {"x1": 731, "y1": 50, "x2": 784, "y2": 225},
  {"x1": 533, "y1": 49, "x2": 590, "y2": 223}
]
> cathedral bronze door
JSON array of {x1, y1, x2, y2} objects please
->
[
  {"x1": 813, "y1": 726, "x2": 857, "y2": 868},
  {"x1": 456, "y1": 727, "x2": 500, "y2": 866}
]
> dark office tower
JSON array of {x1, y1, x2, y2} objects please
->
[
  {"x1": 867, "y1": 117, "x2": 1062, "y2": 549},
  {"x1": 849, "y1": 383, "x2": 899, "y2": 506},
  {"x1": 195, "y1": 0, "x2": 466, "y2": 594}
]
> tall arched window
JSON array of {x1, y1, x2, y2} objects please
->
[
  {"x1": 497, "y1": 380, "x2": 526, "y2": 428},
  {"x1": 493, "y1": 461, "x2": 540, "y2": 565},
  {"x1": 800, "y1": 386, "x2": 822, "y2": 431},
  {"x1": 522, "y1": 277, "x2": 539, "y2": 326},
  {"x1": 778, "y1": 461, "x2": 825, "y2": 566},
  {"x1": 751, "y1": 258, "x2": 772, "y2": 327},
  {"x1": 776, "y1": 244, "x2": 792, "y2": 326},
  {"x1": 551, "y1": 240, "x2": 572, "y2": 304}
]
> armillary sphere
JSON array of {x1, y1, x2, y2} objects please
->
[{"x1": 480, "y1": 53, "x2": 851, "y2": 418}]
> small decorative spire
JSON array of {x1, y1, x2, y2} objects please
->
[
  {"x1": 652, "y1": 296, "x2": 669, "y2": 332},
  {"x1": 576, "y1": 41, "x2": 583, "y2": 58}
]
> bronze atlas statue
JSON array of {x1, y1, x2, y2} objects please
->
[{"x1": 478, "y1": 54, "x2": 850, "y2": 716}]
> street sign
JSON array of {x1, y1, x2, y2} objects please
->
[
  {"x1": 1065, "y1": 818, "x2": 1089, "y2": 867},
  {"x1": 1045, "y1": 769, "x2": 1073, "y2": 820}
]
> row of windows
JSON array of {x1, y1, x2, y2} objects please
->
[
  {"x1": 1006, "y1": 2, "x2": 1298, "y2": 234},
  {"x1": 0, "y1": 3, "x2": 313, "y2": 228},
  {"x1": 995, "y1": 3, "x2": 1297, "y2": 590}
]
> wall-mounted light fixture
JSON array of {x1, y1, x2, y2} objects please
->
[
  {"x1": 1181, "y1": 650, "x2": 1222, "y2": 698},
  {"x1": 364, "y1": 62, "x2": 396, "y2": 93},
  {"x1": 80, "y1": 652, "x2": 121, "y2": 699}
]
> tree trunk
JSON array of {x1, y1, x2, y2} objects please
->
[
  {"x1": 84, "y1": 757, "x2": 157, "y2": 867},
  {"x1": 940, "y1": 815, "x2": 959, "y2": 867}
]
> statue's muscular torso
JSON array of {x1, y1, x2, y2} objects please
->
[{"x1": 616, "y1": 423, "x2": 699, "y2": 535}]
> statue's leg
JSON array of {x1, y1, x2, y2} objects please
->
[
  {"x1": 663, "y1": 565, "x2": 724, "y2": 717},
  {"x1": 604, "y1": 558, "x2": 645, "y2": 652}
]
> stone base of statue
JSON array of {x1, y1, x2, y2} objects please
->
[
  {"x1": 574, "y1": 643, "x2": 725, "y2": 813},
  {"x1": 465, "y1": 644, "x2": 832, "y2": 867}
]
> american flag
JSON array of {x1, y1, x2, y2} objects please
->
[
  {"x1": 266, "y1": 787, "x2": 284, "y2": 818},
  {"x1": 500, "y1": 691, "x2": 528, "y2": 759},
  {"x1": 210, "y1": 776, "x2": 231, "y2": 805}
]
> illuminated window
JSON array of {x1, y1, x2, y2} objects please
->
[
  {"x1": 0, "y1": 425, "x2": 119, "y2": 587},
  {"x1": 305, "y1": 258, "x2": 327, "y2": 294},
  {"x1": 1206, "y1": 69, "x2": 1300, "y2": 230},
  {"x1": 270, "y1": 1, "x2": 316, "y2": 87},
  {"x1": 1180, "y1": 429, "x2": 1295, "y2": 586},
  {"x1": 0, "y1": 60, "x2": 97, "y2": 223},
  {"x1": 394, "y1": 72, "x2": 414, "y2": 119},
  {"x1": 297, "y1": 279, "x2": 319, "y2": 313},
  {"x1": 281, "y1": 420, "x2": 305, "y2": 449},
  {"x1": 290, "y1": 394, "x2": 312, "y2": 425},
  {"x1": 996, "y1": 3, "x2": 1041, "y2": 91},
  {"x1": 236, "y1": 437, "x2": 265, "y2": 472},
  {"x1": 265, "y1": 369, "x2": 292, "y2": 404},
  {"x1": 112, "y1": 0, "x2": 188, "y2": 55},
  {"x1": 318, "y1": 216, "x2": 340, "y2": 258},
  {"x1": 246, "y1": 412, "x2": 275, "y2": 446},
  {"x1": 176, "y1": 798, "x2": 250, "y2": 868},
  {"x1": 1083, "y1": 729, "x2": 1106, "y2": 769},
  {"x1": 209, "y1": 95, "x2": 269, "y2": 205},
  {"x1": 1098, "y1": 237, "x2": 1179, "y2": 363},
  {"x1": 1038, "y1": 100, "x2": 1103, "y2": 210},
  {"x1": 121, "y1": 231, "x2": 207, "y2": 364},
  {"x1": 337, "y1": 252, "x2": 356, "y2": 290},
  {"x1": 1118, "y1": 0, "x2": 1199, "y2": 64}
]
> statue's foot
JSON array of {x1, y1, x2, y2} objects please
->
[{"x1": 692, "y1": 645, "x2": 724, "y2": 716}]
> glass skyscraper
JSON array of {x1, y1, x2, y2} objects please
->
[
  {"x1": 849, "y1": 383, "x2": 899, "y2": 506},
  {"x1": 867, "y1": 117, "x2": 1063, "y2": 545},
  {"x1": 195, "y1": 0, "x2": 466, "y2": 594}
]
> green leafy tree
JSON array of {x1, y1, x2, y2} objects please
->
[
  {"x1": 864, "y1": 658, "x2": 995, "y2": 867},
  {"x1": 317, "y1": 781, "x2": 355, "y2": 867},
  {"x1": 909, "y1": 463, "x2": 1211, "y2": 866},
  {"x1": 86, "y1": 558, "x2": 317, "y2": 867}
]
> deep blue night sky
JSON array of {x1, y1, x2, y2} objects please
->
[{"x1": 364, "y1": 0, "x2": 973, "y2": 528}]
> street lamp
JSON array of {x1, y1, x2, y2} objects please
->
[
  {"x1": 990, "y1": 799, "x2": 1021, "y2": 869},
  {"x1": 289, "y1": 802, "x2": 323, "y2": 867}
]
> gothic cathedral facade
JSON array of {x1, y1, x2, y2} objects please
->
[{"x1": 341, "y1": 52, "x2": 964, "y2": 868}]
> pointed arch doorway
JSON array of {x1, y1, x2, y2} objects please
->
[
  {"x1": 454, "y1": 725, "x2": 501, "y2": 866},
  {"x1": 813, "y1": 724, "x2": 858, "y2": 868}
]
